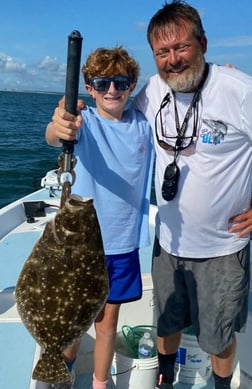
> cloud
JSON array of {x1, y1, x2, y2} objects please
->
[
  {"x1": 0, "y1": 52, "x2": 67, "y2": 92},
  {"x1": 32, "y1": 57, "x2": 67, "y2": 90},
  {"x1": 210, "y1": 35, "x2": 252, "y2": 48},
  {"x1": 0, "y1": 52, "x2": 26, "y2": 73},
  {"x1": 37, "y1": 55, "x2": 58, "y2": 70},
  {"x1": 37, "y1": 56, "x2": 62, "y2": 71},
  {"x1": 134, "y1": 21, "x2": 148, "y2": 31}
]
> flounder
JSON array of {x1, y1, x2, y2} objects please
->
[{"x1": 15, "y1": 195, "x2": 109, "y2": 383}]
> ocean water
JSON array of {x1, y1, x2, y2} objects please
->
[
  {"x1": 0, "y1": 90, "x2": 95, "y2": 208},
  {"x1": 0, "y1": 90, "x2": 156, "y2": 208}
]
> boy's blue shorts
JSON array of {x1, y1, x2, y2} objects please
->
[{"x1": 106, "y1": 248, "x2": 142, "y2": 304}]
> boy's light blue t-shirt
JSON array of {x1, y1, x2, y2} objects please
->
[{"x1": 72, "y1": 106, "x2": 154, "y2": 255}]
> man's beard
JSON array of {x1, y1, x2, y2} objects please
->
[{"x1": 163, "y1": 55, "x2": 205, "y2": 92}]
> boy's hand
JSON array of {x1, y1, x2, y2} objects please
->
[{"x1": 229, "y1": 205, "x2": 252, "y2": 237}]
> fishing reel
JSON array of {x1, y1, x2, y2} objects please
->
[{"x1": 57, "y1": 141, "x2": 77, "y2": 188}]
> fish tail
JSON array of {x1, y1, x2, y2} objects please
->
[{"x1": 32, "y1": 350, "x2": 71, "y2": 383}]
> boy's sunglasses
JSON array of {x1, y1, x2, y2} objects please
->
[{"x1": 89, "y1": 75, "x2": 133, "y2": 92}]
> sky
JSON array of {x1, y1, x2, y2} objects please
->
[{"x1": 1, "y1": 0, "x2": 252, "y2": 95}]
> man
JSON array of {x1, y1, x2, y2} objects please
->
[{"x1": 134, "y1": 1, "x2": 252, "y2": 389}]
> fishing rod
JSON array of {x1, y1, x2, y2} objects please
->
[{"x1": 57, "y1": 30, "x2": 83, "y2": 207}]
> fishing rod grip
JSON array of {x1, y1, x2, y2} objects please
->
[
  {"x1": 64, "y1": 30, "x2": 83, "y2": 115},
  {"x1": 62, "y1": 30, "x2": 83, "y2": 152}
]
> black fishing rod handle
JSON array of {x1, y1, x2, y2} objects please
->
[{"x1": 65, "y1": 30, "x2": 83, "y2": 115}]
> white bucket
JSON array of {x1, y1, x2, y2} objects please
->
[
  {"x1": 111, "y1": 331, "x2": 158, "y2": 389},
  {"x1": 175, "y1": 332, "x2": 212, "y2": 384}
]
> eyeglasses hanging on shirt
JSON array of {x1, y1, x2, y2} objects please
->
[{"x1": 155, "y1": 63, "x2": 209, "y2": 201}]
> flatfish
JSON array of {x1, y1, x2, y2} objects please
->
[{"x1": 15, "y1": 195, "x2": 109, "y2": 383}]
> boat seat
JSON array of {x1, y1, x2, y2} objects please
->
[
  {"x1": 0, "y1": 231, "x2": 41, "y2": 291},
  {"x1": 0, "y1": 231, "x2": 41, "y2": 322},
  {"x1": 0, "y1": 322, "x2": 37, "y2": 388},
  {"x1": 0, "y1": 229, "x2": 47, "y2": 388}
]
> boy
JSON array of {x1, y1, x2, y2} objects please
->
[{"x1": 46, "y1": 46, "x2": 154, "y2": 389}]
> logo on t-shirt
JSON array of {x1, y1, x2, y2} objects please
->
[{"x1": 201, "y1": 119, "x2": 227, "y2": 145}]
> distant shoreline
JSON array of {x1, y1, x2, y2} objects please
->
[{"x1": 0, "y1": 89, "x2": 90, "y2": 97}]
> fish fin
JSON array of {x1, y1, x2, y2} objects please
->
[{"x1": 32, "y1": 351, "x2": 71, "y2": 383}]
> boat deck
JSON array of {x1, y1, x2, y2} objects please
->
[{"x1": 0, "y1": 188, "x2": 251, "y2": 389}]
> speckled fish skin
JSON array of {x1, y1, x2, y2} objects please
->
[{"x1": 15, "y1": 195, "x2": 109, "y2": 383}]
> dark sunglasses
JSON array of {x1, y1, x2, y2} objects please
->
[
  {"x1": 89, "y1": 75, "x2": 133, "y2": 92},
  {"x1": 155, "y1": 93, "x2": 198, "y2": 153}
]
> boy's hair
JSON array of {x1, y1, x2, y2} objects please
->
[
  {"x1": 147, "y1": 0, "x2": 205, "y2": 49},
  {"x1": 82, "y1": 46, "x2": 139, "y2": 84}
]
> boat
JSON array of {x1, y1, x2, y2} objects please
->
[{"x1": 0, "y1": 169, "x2": 251, "y2": 389}]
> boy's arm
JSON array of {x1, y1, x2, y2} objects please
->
[{"x1": 45, "y1": 97, "x2": 84, "y2": 147}]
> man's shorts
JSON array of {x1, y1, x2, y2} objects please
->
[
  {"x1": 106, "y1": 248, "x2": 142, "y2": 304},
  {"x1": 152, "y1": 238, "x2": 250, "y2": 355}
]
